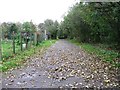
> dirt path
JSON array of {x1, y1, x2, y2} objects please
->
[{"x1": 2, "y1": 40, "x2": 119, "y2": 88}]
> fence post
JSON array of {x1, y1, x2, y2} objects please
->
[
  {"x1": 0, "y1": 27, "x2": 2, "y2": 61},
  {"x1": 26, "y1": 33, "x2": 28, "y2": 49},
  {"x1": 45, "y1": 30, "x2": 47, "y2": 40},
  {"x1": 13, "y1": 31, "x2": 15, "y2": 54},
  {"x1": 0, "y1": 26, "x2": 2, "y2": 90},
  {"x1": 34, "y1": 32, "x2": 37, "y2": 46},
  {"x1": 20, "y1": 32, "x2": 23, "y2": 51},
  {"x1": 30, "y1": 32, "x2": 32, "y2": 47}
]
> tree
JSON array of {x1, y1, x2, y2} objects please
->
[
  {"x1": 44, "y1": 19, "x2": 59, "y2": 39},
  {"x1": 0, "y1": 22, "x2": 11, "y2": 40},
  {"x1": 22, "y1": 22, "x2": 32, "y2": 32},
  {"x1": 59, "y1": 2, "x2": 120, "y2": 48},
  {"x1": 38, "y1": 23, "x2": 45, "y2": 32}
]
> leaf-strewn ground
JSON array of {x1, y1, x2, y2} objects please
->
[{"x1": 2, "y1": 40, "x2": 119, "y2": 88}]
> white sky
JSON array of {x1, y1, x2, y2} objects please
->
[{"x1": 0, "y1": 0, "x2": 79, "y2": 24}]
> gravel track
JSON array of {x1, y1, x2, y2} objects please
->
[{"x1": 2, "y1": 40, "x2": 119, "y2": 89}]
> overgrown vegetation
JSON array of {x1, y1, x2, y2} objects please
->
[
  {"x1": 0, "y1": 40, "x2": 56, "y2": 72},
  {"x1": 58, "y1": 2, "x2": 120, "y2": 50},
  {"x1": 70, "y1": 39, "x2": 120, "y2": 68}
]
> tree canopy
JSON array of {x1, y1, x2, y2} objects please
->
[{"x1": 57, "y1": 2, "x2": 120, "y2": 49}]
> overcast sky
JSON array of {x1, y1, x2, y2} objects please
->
[{"x1": 0, "y1": 0, "x2": 79, "y2": 24}]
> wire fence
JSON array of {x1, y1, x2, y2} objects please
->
[{"x1": 1, "y1": 31, "x2": 45, "y2": 61}]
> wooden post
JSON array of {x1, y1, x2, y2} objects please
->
[
  {"x1": 20, "y1": 32, "x2": 23, "y2": 51},
  {"x1": 13, "y1": 31, "x2": 15, "y2": 54},
  {"x1": 30, "y1": 32, "x2": 32, "y2": 47},
  {"x1": 34, "y1": 32, "x2": 37, "y2": 46},
  {"x1": 45, "y1": 30, "x2": 47, "y2": 40},
  {"x1": 26, "y1": 33, "x2": 28, "y2": 49},
  {"x1": 0, "y1": 27, "x2": 1, "y2": 90},
  {"x1": 0, "y1": 27, "x2": 2, "y2": 61}
]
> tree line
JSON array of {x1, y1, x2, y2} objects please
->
[
  {"x1": 0, "y1": 19, "x2": 60, "y2": 41},
  {"x1": 0, "y1": 21, "x2": 36, "y2": 40},
  {"x1": 57, "y1": 2, "x2": 120, "y2": 50},
  {"x1": 1, "y1": 2, "x2": 120, "y2": 50}
]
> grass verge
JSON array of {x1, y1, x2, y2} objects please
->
[
  {"x1": 70, "y1": 39, "x2": 120, "y2": 68},
  {"x1": 2, "y1": 40, "x2": 21, "y2": 60},
  {"x1": 0, "y1": 40, "x2": 57, "y2": 72}
]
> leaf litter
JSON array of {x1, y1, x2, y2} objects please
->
[{"x1": 2, "y1": 40, "x2": 119, "y2": 88}]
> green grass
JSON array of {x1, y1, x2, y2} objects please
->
[
  {"x1": 2, "y1": 40, "x2": 20, "y2": 60},
  {"x1": 70, "y1": 40, "x2": 120, "y2": 68},
  {"x1": 0, "y1": 40, "x2": 57, "y2": 72}
]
